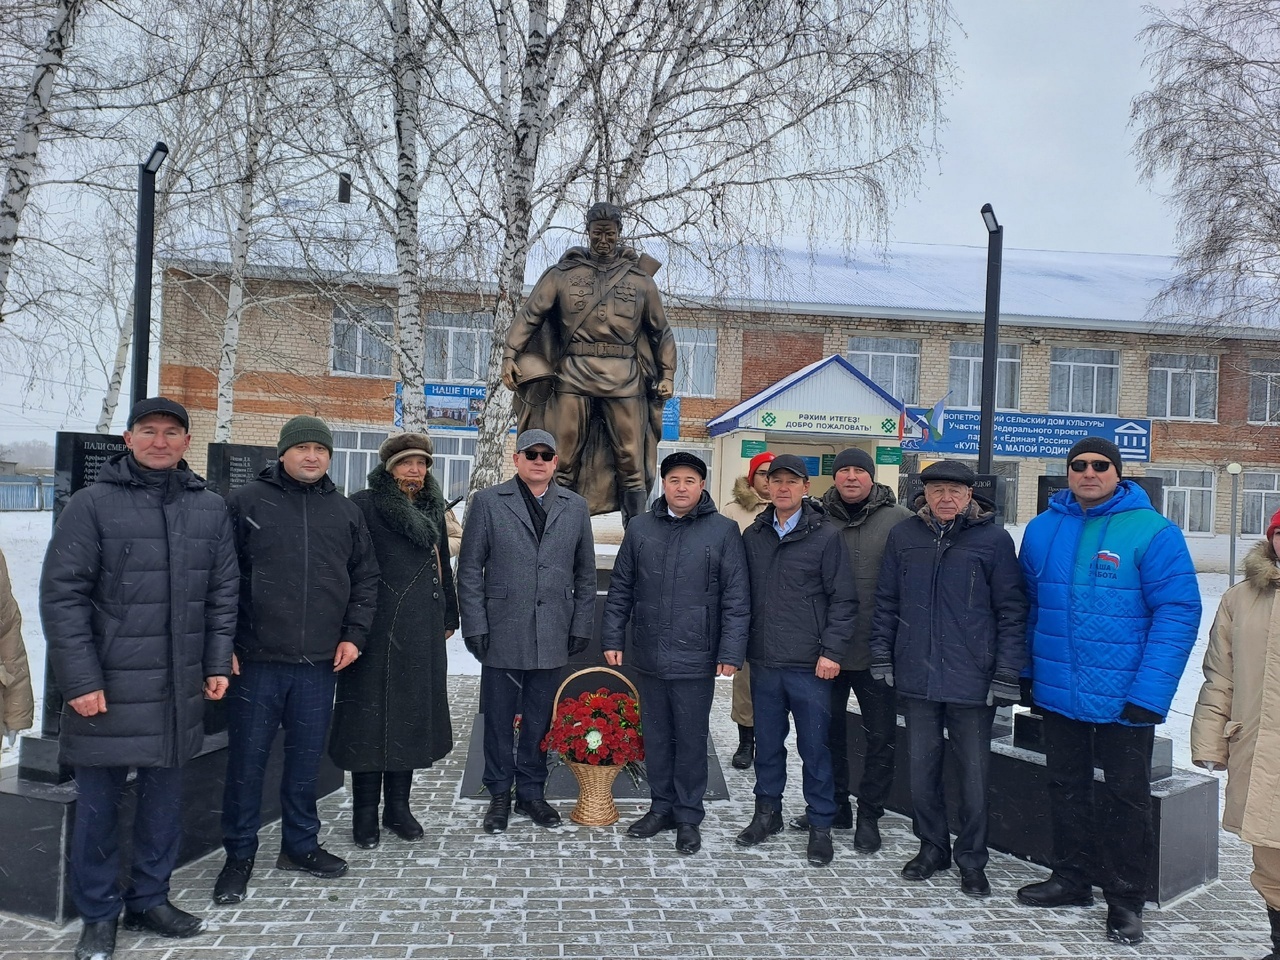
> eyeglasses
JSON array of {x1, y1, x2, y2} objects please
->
[
  {"x1": 753, "y1": 469, "x2": 770, "y2": 477},
  {"x1": 1069, "y1": 459, "x2": 1113, "y2": 473},
  {"x1": 521, "y1": 450, "x2": 555, "y2": 462}
]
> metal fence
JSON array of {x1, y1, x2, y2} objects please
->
[{"x1": 0, "y1": 478, "x2": 54, "y2": 511}]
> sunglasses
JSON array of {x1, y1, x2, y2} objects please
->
[
  {"x1": 1069, "y1": 459, "x2": 1113, "y2": 473},
  {"x1": 521, "y1": 450, "x2": 555, "y2": 462}
]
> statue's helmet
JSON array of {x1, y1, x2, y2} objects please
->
[
  {"x1": 513, "y1": 351, "x2": 556, "y2": 406},
  {"x1": 585, "y1": 201, "x2": 623, "y2": 228}
]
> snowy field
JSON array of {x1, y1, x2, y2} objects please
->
[{"x1": 0, "y1": 510, "x2": 1227, "y2": 774}]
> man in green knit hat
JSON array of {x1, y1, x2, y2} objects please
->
[{"x1": 213, "y1": 415, "x2": 380, "y2": 905}]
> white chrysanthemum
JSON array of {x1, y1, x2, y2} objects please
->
[{"x1": 585, "y1": 729, "x2": 603, "y2": 750}]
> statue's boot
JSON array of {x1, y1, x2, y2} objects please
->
[{"x1": 621, "y1": 489, "x2": 650, "y2": 526}]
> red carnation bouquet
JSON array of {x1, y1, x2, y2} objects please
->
[{"x1": 541, "y1": 686, "x2": 644, "y2": 776}]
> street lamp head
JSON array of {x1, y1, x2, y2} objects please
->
[
  {"x1": 143, "y1": 142, "x2": 169, "y2": 174},
  {"x1": 1226, "y1": 462, "x2": 1243, "y2": 475},
  {"x1": 980, "y1": 203, "x2": 1000, "y2": 234}
]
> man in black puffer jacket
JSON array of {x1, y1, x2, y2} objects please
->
[
  {"x1": 735, "y1": 455, "x2": 857, "y2": 867},
  {"x1": 869, "y1": 459, "x2": 1027, "y2": 899},
  {"x1": 41, "y1": 397, "x2": 239, "y2": 958},
  {"x1": 602, "y1": 452, "x2": 749, "y2": 856},
  {"x1": 214, "y1": 416, "x2": 379, "y2": 905}
]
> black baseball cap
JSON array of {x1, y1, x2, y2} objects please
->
[
  {"x1": 127, "y1": 397, "x2": 190, "y2": 431},
  {"x1": 767, "y1": 454, "x2": 809, "y2": 480}
]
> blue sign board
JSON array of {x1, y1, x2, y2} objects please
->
[
  {"x1": 801, "y1": 455, "x2": 822, "y2": 478},
  {"x1": 901, "y1": 409, "x2": 1151, "y2": 462},
  {"x1": 395, "y1": 381, "x2": 487, "y2": 430},
  {"x1": 662, "y1": 397, "x2": 681, "y2": 441}
]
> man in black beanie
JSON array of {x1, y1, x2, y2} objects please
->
[{"x1": 789, "y1": 447, "x2": 911, "y2": 854}]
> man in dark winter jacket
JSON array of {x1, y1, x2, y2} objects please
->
[
  {"x1": 602, "y1": 452, "x2": 749, "y2": 855},
  {"x1": 41, "y1": 397, "x2": 239, "y2": 959},
  {"x1": 869, "y1": 459, "x2": 1027, "y2": 900},
  {"x1": 213, "y1": 416, "x2": 379, "y2": 905},
  {"x1": 735, "y1": 454, "x2": 857, "y2": 867},
  {"x1": 789, "y1": 447, "x2": 911, "y2": 853}
]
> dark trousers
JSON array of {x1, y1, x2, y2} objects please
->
[
  {"x1": 71, "y1": 765, "x2": 183, "y2": 923},
  {"x1": 902, "y1": 697, "x2": 995, "y2": 870},
  {"x1": 480, "y1": 665, "x2": 560, "y2": 801},
  {"x1": 634, "y1": 672, "x2": 715, "y2": 825},
  {"x1": 1041, "y1": 709, "x2": 1154, "y2": 910},
  {"x1": 750, "y1": 664, "x2": 837, "y2": 828},
  {"x1": 829, "y1": 668, "x2": 897, "y2": 818},
  {"x1": 222, "y1": 660, "x2": 338, "y2": 860}
]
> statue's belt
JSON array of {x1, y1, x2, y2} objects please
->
[{"x1": 565, "y1": 342, "x2": 634, "y2": 358}]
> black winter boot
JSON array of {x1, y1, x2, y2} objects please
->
[
  {"x1": 1265, "y1": 905, "x2": 1280, "y2": 959},
  {"x1": 736, "y1": 798, "x2": 783, "y2": 846},
  {"x1": 382, "y1": 770, "x2": 424, "y2": 841},
  {"x1": 350, "y1": 771, "x2": 382, "y2": 849},
  {"x1": 732, "y1": 724, "x2": 755, "y2": 770}
]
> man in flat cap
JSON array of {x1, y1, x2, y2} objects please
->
[
  {"x1": 1015, "y1": 437, "x2": 1200, "y2": 946},
  {"x1": 502, "y1": 201, "x2": 677, "y2": 525},
  {"x1": 42, "y1": 397, "x2": 238, "y2": 958},
  {"x1": 869, "y1": 459, "x2": 1026, "y2": 899},
  {"x1": 457, "y1": 429, "x2": 596, "y2": 834},
  {"x1": 602, "y1": 452, "x2": 749, "y2": 855}
]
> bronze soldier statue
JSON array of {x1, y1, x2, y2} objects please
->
[{"x1": 502, "y1": 202, "x2": 677, "y2": 524}]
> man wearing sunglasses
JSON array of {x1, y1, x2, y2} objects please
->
[
  {"x1": 457, "y1": 429, "x2": 596, "y2": 834},
  {"x1": 1016, "y1": 436, "x2": 1201, "y2": 946}
]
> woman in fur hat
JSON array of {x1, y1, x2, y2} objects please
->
[
  {"x1": 1192, "y1": 508, "x2": 1280, "y2": 960},
  {"x1": 328, "y1": 432, "x2": 458, "y2": 847}
]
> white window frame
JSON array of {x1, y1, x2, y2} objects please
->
[
  {"x1": 1243, "y1": 471, "x2": 1280, "y2": 536},
  {"x1": 425, "y1": 310, "x2": 489, "y2": 385},
  {"x1": 1248, "y1": 359, "x2": 1280, "y2": 425},
  {"x1": 429, "y1": 433, "x2": 478, "y2": 503},
  {"x1": 948, "y1": 341, "x2": 1021, "y2": 411},
  {"x1": 332, "y1": 304, "x2": 393, "y2": 377},
  {"x1": 1147, "y1": 353, "x2": 1218, "y2": 422},
  {"x1": 1049, "y1": 347, "x2": 1119, "y2": 415},
  {"x1": 670, "y1": 325, "x2": 717, "y2": 398},
  {"x1": 847, "y1": 336, "x2": 920, "y2": 404},
  {"x1": 1145, "y1": 467, "x2": 1215, "y2": 535},
  {"x1": 330, "y1": 427, "x2": 391, "y2": 496}
]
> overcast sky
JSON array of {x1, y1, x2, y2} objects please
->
[{"x1": 890, "y1": 0, "x2": 1179, "y2": 255}]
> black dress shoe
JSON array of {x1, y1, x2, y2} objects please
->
[
  {"x1": 788, "y1": 813, "x2": 811, "y2": 831},
  {"x1": 853, "y1": 814, "x2": 881, "y2": 853},
  {"x1": 807, "y1": 827, "x2": 834, "y2": 866},
  {"x1": 901, "y1": 845, "x2": 951, "y2": 881},
  {"x1": 1016, "y1": 875, "x2": 1094, "y2": 908},
  {"x1": 514, "y1": 797, "x2": 562, "y2": 827},
  {"x1": 960, "y1": 867, "x2": 991, "y2": 898},
  {"x1": 276, "y1": 846, "x2": 348, "y2": 878},
  {"x1": 736, "y1": 804, "x2": 784, "y2": 846},
  {"x1": 483, "y1": 793, "x2": 511, "y2": 833},
  {"x1": 121, "y1": 901, "x2": 203, "y2": 939},
  {"x1": 675, "y1": 824, "x2": 702, "y2": 855},
  {"x1": 212, "y1": 856, "x2": 254, "y2": 905},
  {"x1": 75, "y1": 919, "x2": 117, "y2": 960},
  {"x1": 627, "y1": 810, "x2": 677, "y2": 838},
  {"x1": 1106, "y1": 904, "x2": 1144, "y2": 945}
]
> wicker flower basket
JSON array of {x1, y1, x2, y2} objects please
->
[{"x1": 549, "y1": 666, "x2": 641, "y2": 827}]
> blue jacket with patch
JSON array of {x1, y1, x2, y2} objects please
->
[{"x1": 1019, "y1": 480, "x2": 1201, "y2": 724}]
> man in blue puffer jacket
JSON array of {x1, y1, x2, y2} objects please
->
[{"x1": 1015, "y1": 437, "x2": 1201, "y2": 947}]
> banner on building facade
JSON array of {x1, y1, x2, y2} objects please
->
[
  {"x1": 395, "y1": 382, "x2": 487, "y2": 430},
  {"x1": 901, "y1": 409, "x2": 1151, "y2": 462}
]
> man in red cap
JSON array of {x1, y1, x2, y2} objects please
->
[{"x1": 720, "y1": 450, "x2": 775, "y2": 768}]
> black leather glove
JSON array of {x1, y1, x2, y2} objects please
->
[
  {"x1": 568, "y1": 635, "x2": 591, "y2": 657},
  {"x1": 1121, "y1": 702, "x2": 1164, "y2": 725},
  {"x1": 988, "y1": 672, "x2": 1021, "y2": 707},
  {"x1": 464, "y1": 634, "x2": 489, "y2": 662},
  {"x1": 869, "y1": 656, "x2": 894, "y2": 688},
  {"x1": 1019, "y1": 676, "x2": 1037, "y2": 710}
]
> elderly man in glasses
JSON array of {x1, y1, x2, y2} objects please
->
[
  {"x1": 1015, "y1": 436, "x2": 1201, "y2": 947},
  {"x1": 457, "y1": 429, "x2": 597, "y2": 834}
]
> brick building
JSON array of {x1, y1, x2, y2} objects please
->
[{"x1": 158, "y1": 242, "x2": 1280, "y2": 535}]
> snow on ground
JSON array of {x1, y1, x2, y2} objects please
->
[{"x1": 0, "y1": 511, "x2": 1233, "y2": 772}]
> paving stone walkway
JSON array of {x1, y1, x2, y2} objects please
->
[{"x1": 0, "y1": 677, "x2": 1268, "y2": 959}]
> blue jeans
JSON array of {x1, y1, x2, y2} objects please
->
[
  {"x1": 634, "y1": 672, "x2": 715, "y2": 824},
  {"x1": 71, "y1": 765, "x2": 183, "y2": 922},
  {"x1": 750, "y1": 664, "x2": 837, "y2": 828},
  {"x1": 480, "y1": 666, "x2": 561, "y2": 801},
  {"x1": 902, "y1": 697, "x2": 995, "y2": 870},
  {"x1": 222, "y1": 660, "x2": 337, "y2": 859}
]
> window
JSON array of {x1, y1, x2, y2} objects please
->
[
  {"x1": 1147, "y1": 353, "x2": 1217, "y2": 421},
  {"x1": 847, "y1": 336, "x2": 919, "y2": 403},
  {"x1": 332, "y1": 304, "x2": 392, "y2": 377},
  {"x1": 425, "y1": 310, "x2": 488, "y2": 384},
  {"x1": 330, "y1": 429, "x2": 390, "y2": 496},
  {"x1": 948, "y1": 342, "x2": 1021, "y2": 410},
  {"x1": 1146, "y1": 468, "x2": 1214, "y2": 534},
  {"x1": 1243, "y1": 472, "x2": 1280, "y2": 535},
  {"x1": 671, "y1": 326, "x2": 717, "y2": 398},
  {"x1": 1049, "y1": 347, "x2": 1119, "y2": 415},
  {"x1": 430, "y1": 433, "x2": 477, "y2": 503},
  {"x1": 1249, "y1": 359, "x2": 1280, "y2": 424}
]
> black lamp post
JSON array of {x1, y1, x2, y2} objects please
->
[
  {"x1": 129, "y1": 141, "x2": 169, "y2": 407},
  {"x1": 977, "y1": 203, "x2": 1003, "y2": 475}
]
